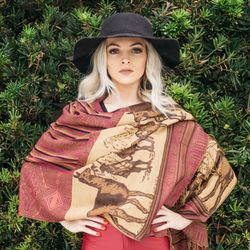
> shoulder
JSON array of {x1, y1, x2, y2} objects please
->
[{"x1": 61, "y1": 99, "x2": 93, "y2": 115}]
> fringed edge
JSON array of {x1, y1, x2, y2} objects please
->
[
  {"x1": 183, "y1": 221, "x2": 209, "y2": 249},
  {"x1": 187, "y1": 241, "x2": 209, "y2": 250}
]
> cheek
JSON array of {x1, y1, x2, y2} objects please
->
[
  {"x1": 107, "y1": 59, "x2": 114, "y2": 73},
  {"x1": 107, "y1": 62, "x2": 118, "y2": 79},
  {"x1": 138, "y1": 58, "x2": 147, "y2": 73}
]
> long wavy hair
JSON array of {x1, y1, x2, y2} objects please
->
[{"x1": 77, "y1": 38, "x2": 178, "y2": 116}]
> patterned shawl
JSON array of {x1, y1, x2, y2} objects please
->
[{"x1": 18, "y1": 95, "x2": 237, "y2": 249}]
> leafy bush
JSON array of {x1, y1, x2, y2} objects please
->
[{"x1": 0, "y1": 0, "x2": 249, "y2": 249}]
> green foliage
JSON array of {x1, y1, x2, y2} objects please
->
[
  {"x1": 0, "y1": 0, "x2": 249, "y2": 249},
  {"x1": 160, "y1": 9, "x2": 193, "y2": 38},
  {"x1": 211, "y1": 0, "x2": 244, "y2": 18},
  {"x1": 166, "y1": 79, "x2": 213, "y2": 129}
]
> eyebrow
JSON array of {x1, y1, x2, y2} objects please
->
[{"x1": 107, "y1": 42, "x2": 145, "y2": 48}]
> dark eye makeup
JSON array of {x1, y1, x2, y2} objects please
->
[
  {"x1": 132, "y1": 47, "x2": 143, "y2": 53},
  {"x1": 108, "y1": 48, "x2": 119, "y2": 54},
  {"x1": 108, "y1": 47, "x2": 143, "y2": 54}
]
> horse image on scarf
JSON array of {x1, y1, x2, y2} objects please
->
[{"x1": 74, "y1": 168, "x2": 154, "y2": 223}]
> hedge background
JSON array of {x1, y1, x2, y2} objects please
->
[{"x1": 0, "y1": 0, "x2": 249, "y2": 249}]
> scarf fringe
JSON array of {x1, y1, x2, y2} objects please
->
[
  {"x1": 187, "y1": 241, "x2": 209, "y2": 250},
  {"x1": 183, "y1": 222, "x2": 209, "y2": 249},
  {"x1": 168, "y1": 222, "x2": 209, "y2": 249}
]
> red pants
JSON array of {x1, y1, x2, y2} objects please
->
[{"x1": 81, "y1": 224, "x2": 170, "y2": 250}]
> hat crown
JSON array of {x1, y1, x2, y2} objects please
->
[
  {"x1": 72, "y1": 12, "x2": 180, "y2": 73},
  {"x1": 100, "y1": 12, "x2": 153, "y2": 37}
]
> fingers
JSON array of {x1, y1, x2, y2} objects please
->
[
  {"x1": 151, "y1": 214, "x2": 171, "y2": 232},
  {"x1": 154, "y1": 210, "x2": 165, "y2": 216},
  {"x1": 82, "y1": 226, "x2": 102, "y2": 236},
  {"x1": 86, "y1": 216, "x2": 108, "y2": 225},
  {"x1": 80, "y1": 220, "x2": 106, "y2": 230},
  {"x1": 151, "y1": 206, "x2": 193, "y2": 231},
  {"x1": 153, "y1": 223, "x2": 171, "y2": 232},
  {"x1": 151, "y1": 215, "x2": 169, "y2": 224},
  {"x1": 60, "y1": 217, "x2": 109, "y2": 235},
  {"x1": 154, "y1": 206, "x2": 172, "y2": 216}
]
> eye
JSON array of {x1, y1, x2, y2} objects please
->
[
  {"x1": 108, "y1": 48, "x2": 119, "y2": 54},
  {"x1": 132, "y1": 47, "x2": 143, "y2": 54}
]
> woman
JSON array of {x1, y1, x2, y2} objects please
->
[{"x1": 18, "y1": 13, "x2": 237, "y2": 250}]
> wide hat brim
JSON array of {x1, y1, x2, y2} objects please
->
[{"x1": 71, "y1": 33, "x2": 181, "y2": 73}]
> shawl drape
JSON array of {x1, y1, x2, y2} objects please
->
[{"x1": 18, "y1": 96, "x2": 237, "y2": 249}]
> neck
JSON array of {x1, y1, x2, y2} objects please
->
[{"x1": 104, "y1": 83, "x2": 143, "y2": 106}]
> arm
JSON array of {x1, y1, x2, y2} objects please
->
[
  {"x1": 151, "y1": 135, "x2": 237, "y2": 249},
  {"x1": 174, "y1": 136, "x2": 237, "y2": 222},
  {"x1": 151, "y1": 135, "x2": 237, "y2": 234}
]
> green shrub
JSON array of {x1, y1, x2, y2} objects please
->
[{"x1": 0, "y1": 0, "x2": 249, "y2": 249}]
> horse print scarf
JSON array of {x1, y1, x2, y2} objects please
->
[{"x1": 18, "y1": 95, "x2": 237, "y2": 249}]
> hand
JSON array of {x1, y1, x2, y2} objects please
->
[
  {"x1": 151, "y1": 206, "x2": 192, "y2": 232},
  {"x1": 60, "y1": 216, "x2": 108, "y2": 236}
]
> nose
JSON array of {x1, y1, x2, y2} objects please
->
[{"x1": 121, "y1": 58, "x2": 130, "y2": 64}]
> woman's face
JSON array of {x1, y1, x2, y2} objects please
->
[{"x1": 106, "y1": 37, "x2": 147, "y2": 88}]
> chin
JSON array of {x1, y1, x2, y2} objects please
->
[{"x1": 112, "y1": 78, "x2": 141, "y2": 86}]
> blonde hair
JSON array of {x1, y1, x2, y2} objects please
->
[{"x1": 77, "y1": 38, "x2": 178, "y2": 116}]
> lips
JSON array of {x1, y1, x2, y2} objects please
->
[{"x1": 119, "y1": 69, "x2": 133, "y2": 74}]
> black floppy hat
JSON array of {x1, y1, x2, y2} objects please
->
[{"x1": 71, "y1": 12, "x2": 180, "y2": 73}]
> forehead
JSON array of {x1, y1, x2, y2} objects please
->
[{"x1": 106, "y1": 37, "x2": 146, "y2": 46}]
